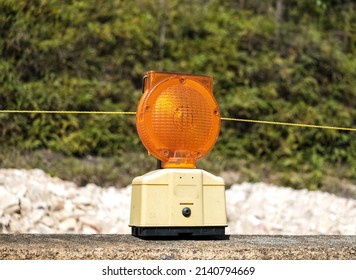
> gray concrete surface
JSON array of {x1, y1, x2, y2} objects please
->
[{"x1": 1, "y1": 235, "x2": 355, "y2": 260}]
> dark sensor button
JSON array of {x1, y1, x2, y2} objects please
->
[{"x1": 182, "y1": 207, "x2": 191, "y2": 217}]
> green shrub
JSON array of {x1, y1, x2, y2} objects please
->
[{"x1": 0, "y1": 0, "x2": 355, "y2": 191}]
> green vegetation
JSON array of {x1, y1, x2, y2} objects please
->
[{"x1": 0, "y1": 0, "x2": 355, "y2": 194}]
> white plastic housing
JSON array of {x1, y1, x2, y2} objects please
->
[{"x1": 129, "y1": 169, "x2": 227, "y2": 227}]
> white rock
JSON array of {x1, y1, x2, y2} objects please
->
[
  {"x1": 72, "y1": 194, "x2": 93, "y2": 206},
  {"x1": 58, "y1": 217, "x2": 77, "y2": 231},
  {"x1": 31, "y1": 209, "x2": 45, "y2": 223},
  {"x1": 19, "y1": 197, "x2": 32, "y2": 213},
  {"x1": 8, "y1": 218, "x2": 22, "y2": 232},
  {"x1": 0, "y1": 187, "x2": 19, "y2": 211},
  {"x1": 82, "y1": 224, "x2": 98, "y2": 234},
  {"x1": 0, "y1": 215, "x2": 10, "y2": 229},
  {"x1": 40, "y1": 215, "x2": 56, "y2": 227},
  {"x1": 37, "y1": 223, "x2": 55, "y2": 234},
  {"x1": 3, "y1": 204, "x2": 20, "y2": 215},
  {"x1": 1, "y1": 168, "x2": 356, "y2": 235}
]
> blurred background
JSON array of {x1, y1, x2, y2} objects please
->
[{"x1": 0, "y1": 0, "x2": 355, "y2": 234}]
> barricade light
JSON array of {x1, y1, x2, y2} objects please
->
[{"x1": 130, "y1": 71, "x2": 228, "y2": 239}]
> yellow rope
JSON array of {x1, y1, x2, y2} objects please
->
[
  {"x1": 220, "y1": 117, "x2": 356, "y2": 132},
  {"x1": 0, "y1": 110, "x2": 136, "y2": 115},
  {"x1": 0, "y1": 110, "x2": 355, "y2": 132}
]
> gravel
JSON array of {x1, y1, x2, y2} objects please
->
[{"x1": 0, "y1": 168, "x2": 355, "y2": 234}]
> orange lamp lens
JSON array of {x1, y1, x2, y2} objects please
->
[{"x1": 136, "y1": 71, "x2": 220, "y2": 168}]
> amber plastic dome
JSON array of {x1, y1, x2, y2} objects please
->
[{"x1": 136, "y1": 71, "x2": 220, "y2": 168}]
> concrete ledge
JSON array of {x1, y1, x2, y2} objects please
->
[{"x1": 1, "y1": 235, "x2": 355, "y2": 260}]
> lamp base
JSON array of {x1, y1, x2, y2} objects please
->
[{"x1": 131, "y1": 226, "x2": 228, "y2": 239}]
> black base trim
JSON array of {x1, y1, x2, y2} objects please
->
[{"x1": 131, "y1": 226, "x2": 229, "y2": 240}]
